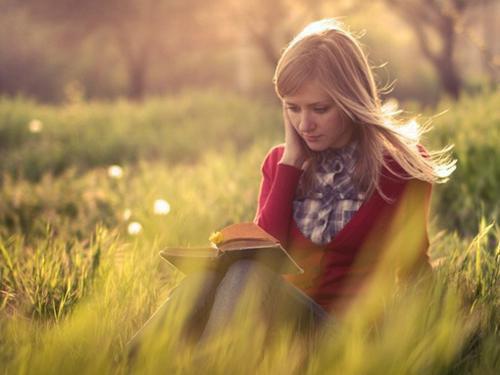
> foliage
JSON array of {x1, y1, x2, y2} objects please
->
[
  {"x1": 1, "y1": 89, "x2": 497, "y2": 234},
  {"x1": 0, "y1": 91, "x2": 281, "y2": 181},
  {"x1": 0, "y1": 90, "x2": 498, "y2": 373},
  {"x1": 428, "y1": 89, "x2": 500, "y2": 235},
  {"x1": 1, "y1": 0, "x2": 497, "y2": 103}
]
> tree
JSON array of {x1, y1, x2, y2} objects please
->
[
  {"x1": 383, "y1": 0, "x2": 492, "y2": 99},
  {"x1": 226, "y1": 0, "x2": 324, "y2": 69},
  {"x1": 20, "y1": 0, "x2": 199, "y2": 100}
]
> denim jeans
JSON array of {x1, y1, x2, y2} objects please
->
[{"x1": 127, "y1": 259, "x2": 333, "y2": 356}]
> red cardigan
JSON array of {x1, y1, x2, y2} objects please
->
[{"x1": 254, "y1": 145, "x2": 432, "y2": 315}]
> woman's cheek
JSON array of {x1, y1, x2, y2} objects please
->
[{"x1": 288, "y1": 113, "x2": 300, "y2": 131}]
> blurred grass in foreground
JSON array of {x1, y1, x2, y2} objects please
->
[
  {"x1": 0, "y1": 89, "x2": 499, "y2": 373},
  {"x1": 0, "y1": 147, "x2": 498, "y2": 374}
]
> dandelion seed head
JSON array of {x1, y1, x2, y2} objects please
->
[
  {"x1": 154, "y1": 199, "x2": 171, "y2": 215},
  {"x1": 127, "y1": 221, "x2": 142, "y2": 235},
  {"x1": 29, "y1": 119, "x2": 43, "y2": 133},
  {"x1": 108, "y1": 165, "x2": 123, "y2": 179}
]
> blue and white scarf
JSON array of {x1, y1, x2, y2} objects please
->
[{"x1": 293, "y1": 141, "x2": 366, "y2": 245}]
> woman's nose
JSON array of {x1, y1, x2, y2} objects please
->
[{"x1": 299, "y1": 112, "x2": 316, "y2": 133}]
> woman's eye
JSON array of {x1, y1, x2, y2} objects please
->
[
  {"x1": 314, "y1": 107, "x2": 329, "y2": 114},
  {"x1": 287, "y1": 106, "x2": 300, "y2": 113}
]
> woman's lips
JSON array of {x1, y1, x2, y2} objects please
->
[{"x1": 303, "y1": 135, "x2": 322, "y2": 142}]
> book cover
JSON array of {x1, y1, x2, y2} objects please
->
[{"x1": 159, "y1": 222, "x2": 304, "y2": 274}]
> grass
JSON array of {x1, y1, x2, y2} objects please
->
[
  {"x1": 428, "y1": 89, "x2": 500, "y2": 235},
  {"x1": 0, "y1": 89, "x2": 499, "y2": 374}
]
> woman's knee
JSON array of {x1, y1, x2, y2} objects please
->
[
  {"x1": 176, "y1": 270, "x2": 220, "y2": 292},
  {"x1": 222, "y1": 258, "x2": 277, "y2": 285},
  {"x1": 167, "y1": 270, "x2": 221, "y2": 310},
  {"x1": 214, "y1": 259, "x2": 279, "y2": 307}
]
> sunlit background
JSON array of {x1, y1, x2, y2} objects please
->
[
  {"x1": 0, "y1": 1, "x2": 499, "y2": 374},
  {"x1": 1, "y1": 0, "x2": 498, "y2": 104}
]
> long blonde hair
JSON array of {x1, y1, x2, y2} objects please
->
[{"x1": 274, "y1": 19, "x2": 455, "y2": 199}]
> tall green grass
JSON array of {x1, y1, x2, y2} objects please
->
[
  {"x1": 1, "y1": 90, "x2": 498, "y2": 235},
  {"x1": 428, "y1": 89, "x2": 500, "y2": 235},
  {"x1": 0, "y1": 148, "x2": 498, "y2": 374},
  {"x1": 0, "y1": 90, "x2": 498, "y2": 373},
  {"x1": 0, "y1": 91, "x2": 281, "y2": 181}
]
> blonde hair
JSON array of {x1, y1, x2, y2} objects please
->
[{"x1": 273, "y1": 19, "x2": 456, "y2": 199}]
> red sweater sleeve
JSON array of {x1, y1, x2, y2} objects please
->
[{"x1": 253, "y1": 145, "x2": 303, "y2": 247}]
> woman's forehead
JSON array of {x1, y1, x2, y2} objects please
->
[{"x1": 283, "y1": 80, "x2": 333, "y2": 104}]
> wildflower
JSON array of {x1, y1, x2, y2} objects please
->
[
  {"x1": 108, "y1": 165, "x2": 123, "y2": 179},
  {"x1": 128, "y1": 221, "x2": 143, "y2": 235},
  {"x1": 154, "y1": 199, "x2": 171, "y2": 215},
  {"x1": 209, "y1": 231, "x2": 224, "y2": 245},
  {"x1": 28, "y1": 119, "x2": 43, "y2": 133},
  {"x1": 123, "y1": 208, "x2": 132, "y2": 221}
]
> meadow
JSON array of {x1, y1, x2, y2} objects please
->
[{"x1": 0, "y1": 89, "x2": 498, "y2": 374}]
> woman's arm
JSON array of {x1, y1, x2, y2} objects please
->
[
  {"x1": 254, "y1": 146, "x2": 303, "y2": 248},
  {"x1": 254, "y1": 105, "x2": 310, "y2": 246},
  {"x1": 394, "y1": 179, "x2": 433, "y2": 280}
]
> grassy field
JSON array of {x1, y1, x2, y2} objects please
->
[{"x1": 0, "y1": 90, "x2": 498, "y2": 374}]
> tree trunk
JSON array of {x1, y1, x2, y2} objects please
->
[
  {"x1": 435, "y1": 57, "x2": 462, "y2": 99},
  {"x1": 114, "y1": 25, "x2": 151, "y2": 101},
  {"x1": 436, "y1": 17, "x2": 462, "y2": 99},
  {"x1": 127, "y1": 58, "x2": 147, "y2": 100},
  {"x1": 385, "y1": 0, "x2": 466, "y2": 100}
]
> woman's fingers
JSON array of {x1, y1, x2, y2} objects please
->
[
  {"x1": 281, "y1": 106, "x2": 309, "y2": 167},
  {"x1": 282, "y1": 107, "x2": 301, "y2": 144}
]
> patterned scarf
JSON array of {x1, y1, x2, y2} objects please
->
[{"x1": 293, "y1": 141, "x2": 366, "y2": 245}]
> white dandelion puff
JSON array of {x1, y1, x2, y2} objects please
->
[
  {"x1": 108, "y1": 165, "x2": 123, "y2": 179},
  {"x1": 153, "y1": 199, "x2": 171, "y2": 215},
  {"x1": 127, "y1": 221, "x2": 142, "y2": 235},
  {"x1": 28, "y1": 119, "x2": 43, "y2": 133}
]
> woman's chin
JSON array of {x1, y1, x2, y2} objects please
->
[{"x1": 306, "y1": 142, "x2": 329, "y2": 152}]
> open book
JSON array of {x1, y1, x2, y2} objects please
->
[{"x1": 159, "y1": 222, "x2": 304, "y2": 274}]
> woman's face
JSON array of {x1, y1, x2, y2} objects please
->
[{"x1": 283, "y1": 80, "x2": 354, "y2": 151}]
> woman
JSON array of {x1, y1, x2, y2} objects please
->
[
  {"x1": 128, "y1": 18, "x2": 454, "y2": 356},
  {"x1": 255, "y1": 18, "x2": 454, "y2": 316}
]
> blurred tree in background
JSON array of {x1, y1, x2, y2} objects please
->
[
  {"x1": 0, "y1": 0, "x2": 497, "y2": 103},
  {"x1": 383, "y1": 0, "x2": 498, "y2": 99},
  {"x1": 16, "y1": 0, "x2": 204, "y2": 100}
]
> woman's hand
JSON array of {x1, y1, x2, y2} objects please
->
[{"x1": 280, "y1": 106, "x2": 310, "y2": 169}]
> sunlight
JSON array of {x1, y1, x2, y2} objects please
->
[{"x1": 28, "y1": 119, "x2": 43, "y2": 133}]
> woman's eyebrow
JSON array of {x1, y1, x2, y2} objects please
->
[{"x1": 284, "y1": 100, "x2": 332, "y2": 106}]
